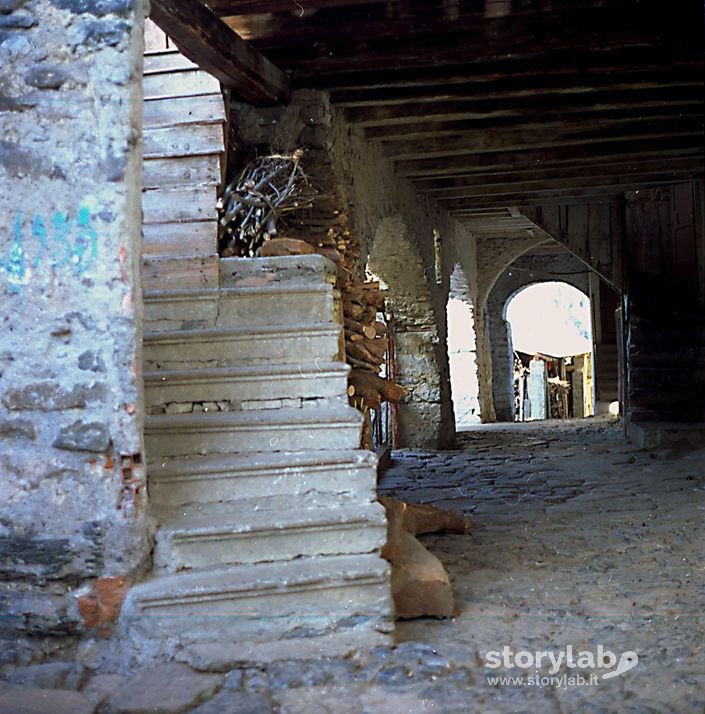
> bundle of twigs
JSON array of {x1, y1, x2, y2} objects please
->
[{"x1": 218, "y1": 149, "x2": 317, "y2": 257}]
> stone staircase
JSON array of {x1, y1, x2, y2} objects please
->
[{"x1": 119, "y1": 255, "x2": 392, "y2": 667}]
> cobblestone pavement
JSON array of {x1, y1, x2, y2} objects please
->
[{"x1": 2, "y1": 416, "x2": 703, "y2": 713}]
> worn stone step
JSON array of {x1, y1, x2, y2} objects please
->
[
  {"x1": 220, "y1": 254, "x2": 337, "y2": 288},
  {"x1": 144, "y1": 362, "x2": 350, "y2": 410},
  {"x1": 177, "y1": 630, "x2": 391, "y2": 669},
  {"x1": 144, "y1": 406, "x2": 363, "y2": 457},
  {"x1": 148, "y1": 450, "x2": 378, "y2": 513},
  {"x1": 153, "y1": 503, "x2": 387, "y2": 572},
  {"x1": 143, "y1": 323, "x2": 341, "y2": 370},
  {"x1": 628, "y1": 420, "x2": 705, "y2": 449},
  {"x1": 143, "y1": 285, "x2": 335, "y2": 332},
  {"x1": 119, "y1": 554, "x2": 393, "y2": 664}
]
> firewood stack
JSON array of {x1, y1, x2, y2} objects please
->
[
  {"x1": 331, "y1": 218, "x2": 408, "y2": 442},
  {"x1": 257, "y1": 213, "x2": 408, "y2": 447}
]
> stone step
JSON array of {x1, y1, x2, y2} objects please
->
[
  {"x1": 143, "y1": 323, "x2": 341, "y2": 370},
  {"x1": 220, "y1": 254, "x2": 337, "y2": 288},
  {"x1": 153, "y1": 503, "x2": 387, "y2": 572},
  {"x1": 143, "y1": 285, "x2": 335, "y2": 333},
  {"x1": 144, "y1": 406, "x2": 363, "y2": 457},
  {"x1": 148, "y1": 450, "x2": 378, "y2": 513},
  {"x1": 177, "y1": 630, "x2": 391, "y2": 669},
  {"x1": 120, "y1": 554, "x2": 393, "y2": 663},
  {"x1": 144, "y1": 362, "x2": 350, "y2": 411},
  {"x1": 628, "y1": 421, "x2": 705, "y2": 449}
]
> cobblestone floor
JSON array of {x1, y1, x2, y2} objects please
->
[
  {"x1": 2, "y1": 416, "x2": 704, "y2": 713},
  {"x1": 378, "y1": 416, "x2": 705, "y2": 713}
]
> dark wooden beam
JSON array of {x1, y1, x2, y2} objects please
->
[
  {"x1": 207, "y1": 0, "x2": 381, "y2": 14},
  {"x1": 380, "y1": 117, "x2": 704, "y2": 161},
  {"x1": 344, "y1": 84, "x2": 700, "y2": 126},
  {"x1": 450, "y1": 180, "x2": 704, "y2": 210},
  {"x1": 150, "y1": 0, "x2": 290, "y2": 105},
  {"x1": 414, "y1": 157, "x2": 705, "y2": 194},
  {"x1": 438, "y1": 170, "x2": 703, "y2": 203},
  {"x1": 395, "y1": 138, "x2": 704, "y2": 177},
  {"x1": 332, "y1": 67, "x2": 703, "y2": 107},
  {"x1": 365, "y1": 104, "x2": 702, "y2": 141},
  {"x1": 455, "y1": 193, "x2": 623, "y2": 210},
  {"x1": 242, "y1": 1, "x2": 702, "y2": 80},
  {"x1": 292, "y1": 46, "x2": 703, "y2": 90},
  {"x1": 224, "y1": 0, "x2": 699, "y2": 64}
]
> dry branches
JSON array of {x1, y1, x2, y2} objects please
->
[{"x1": 218, "y1": 150, "x2": 317, "y2": 257}]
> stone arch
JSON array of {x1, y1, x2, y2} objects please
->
[
  {"x1": 472, "y1": 233, "x2": 547, "y2": 421},
  {"x1": 367, "y1": 217, "x2": 451, "y2": 448},
  {"x1": 486, "y1": 252, "x2": 592, "y2": 420}
]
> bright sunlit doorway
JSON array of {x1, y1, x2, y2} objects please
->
[{"x1": 505, "y1": 282, "x2": 595, "y2": 421}]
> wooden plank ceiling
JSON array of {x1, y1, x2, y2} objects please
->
[{"x1": 206, "y1": 0, "x2": 703, "y2": 215}]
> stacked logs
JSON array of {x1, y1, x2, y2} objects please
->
[
  {"x1": 343, "y1": 291, "x2": 406, "y2": 411},
  {"x1": 258, "y1": 214, "x2": 408, "y2": 439},
  {"x1": 332, "y1": 220, "x2": 407, "y2": 418}
]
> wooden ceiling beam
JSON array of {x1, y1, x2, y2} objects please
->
[
  {"x1": 289, "y1": 45, "x2": 703, "y2": 90},
  {"x1": 381, "y1": 117, "x2": 704, "y2": 161},
  {"x1": 209, "y1": 0, "x2": 615, "y2": 18},
  {"x1": 269, "y1": 37, "x2": 658, "y2": 78},
  {"x1": 364, "y1": 104, "x2": 702, "y2": 141},
  {"x1": 345, "y1": 84, "x2": 700, "y2": 126},
  {"x1": 150, "y1": 0, "x2": 290, "y2": 105},
  {"x1": 396, "y1": 139, "x2": 704, "y2": 177},
  {"x1": 437, "y1": 171, "x2": 704, "y2": 204},
  {"x1": 450, "y1": 180, "x2": 699, "y2": 209},
  {"x1": 455, "y1": 194, "x2": 623, "y2": 211},
  {"x1": 228, "y1": 4, "x2": 626, "y2": 46},
  {"x1": 206, "y1": 0, "x2": 382, "y2": 14},
  {"x1": 223, "y1": 0, "x2": 699, "y2": 63},
  {"x1": 332, "y1": 67, "x2": 703, "y2": 107},
  {"x1": 414, "y1": 157, "x2": 705, "y2": 194}
]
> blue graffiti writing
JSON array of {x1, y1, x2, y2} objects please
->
[{"x1": 2, "y1": 206, "x2": 99, "y2": 291}]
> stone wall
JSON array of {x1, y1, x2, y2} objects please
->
[
  {"x1": 328, "y1": 103, "x2": 467, "y2": 448},
  {"x1": 235, "y1": 90, "x2": 467, "y2": 447},
  {"x1": 0, "y1": 0, "x2": 147, "y2": 662},
  {"x1": 485, "y1": 252, "x2": 590, "y2": 421}
]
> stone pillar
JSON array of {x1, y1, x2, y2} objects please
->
[
  {"x1": 0, "y1": 0, "x2": 147, "y2": 657},
  {"x1": 489, "y1": 315, "x2": 515, "y2": 422},
  {"x1": 394, "y1": 328, "x2": 445, "y2": 449},
  {"x1": 473, "y1": 305, "x2": 497, "y2": 422}
]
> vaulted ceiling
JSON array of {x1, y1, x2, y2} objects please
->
[{"x1": 173, "y1": 0, "x2": 704, "y2": 216}]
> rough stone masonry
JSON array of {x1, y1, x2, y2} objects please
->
[{"x1": 0, "y1": 0, "x2": 147, "y2": 661}]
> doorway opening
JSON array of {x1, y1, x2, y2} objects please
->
[{"x1": 505, "y1": 281, "x2": 594, "y2": 421}]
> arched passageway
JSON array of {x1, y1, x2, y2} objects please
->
[{"x1": 505, "y1": 281, "x2": 594, "y2": 421}]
